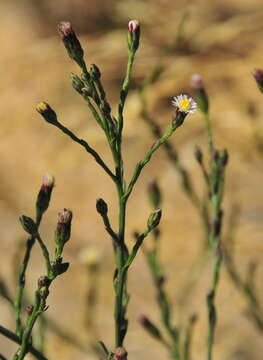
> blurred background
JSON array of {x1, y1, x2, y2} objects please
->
[{"x1": 1, "y1": 0, "x2": 263, "y2": 359}]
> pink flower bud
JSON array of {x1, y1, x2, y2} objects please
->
[
  {"x1": 114, "y1": 347, "x2": 127, "y2": 360},
  {"x1": 191, "y1": 74, "x2": 204, "y2": 90},
  {"x1": 42, "y1": 173, "x2": 55, "y2": 190},
  {"x1": 128, "y1": 20, "x2": 139, "y2": 33}
]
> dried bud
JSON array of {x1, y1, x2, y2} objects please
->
[
  {"x1": 138, "y1": 314, "x2": 163, "y2": 341},
  {"x1": 38, "y1": 276, "x2": 51, "y2": 288},
  {"x1": 36, "y1": 102, "x2": 57, "y2": 124},
  {"x1": 57, "y1": 22, "x2": 84, "y2": 67},
  {"x1": 39, "y1": 286, "x2": 49, "y2": 299},
  {"x1": 147, "y1": 209, "x2": 162, "y2": 231},
  {"x1": 70, "y1": 73, "x2": 85, "y2": 94},
  {"x1": 90, "y1": 64, "x2": 101, "y2": 80},
  {"x1": 25, "y1": 304, "x2": 34, "y2": 315},
  {"x1": 191, "y1": 74, "x2": 209, "y2": 114},
  {"x1": 252, "y1": 68, "x2": 263, "y2": 93},
  {"x1": 194, "y1": 146, "x2": 203, "y2": 164},
  {"x1": 96, "y1": 198, "x2": 108, "y2": 216},
  {"x1": 36, "y1": 173, "x2": 55, "y2": 218},
  {"x1": 127, "y1": 20, "x2": 140, "y2": 52},
  {"x1": 114, "y1": 347, "x2": 127, "y2": 360},
  {"x1": 19, "y1": 216, "x2": 38, "y2": 236},
  {"x1": 55, "y1": 209, "x2": 73, "y2": 256},
  {"x1": 148, "y1": 180, "x2": 162, "y2": 208}
]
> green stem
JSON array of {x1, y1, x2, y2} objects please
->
[
  {"x1": 204, "y1": 112, "x2": 213, "y2": 154},
  {"x1": 35, "y1": 234, "x2": 52, "y2": 278},
  {"x1": 125, "y1": 121, "x2": 183, "y2": 200},
  {"x1": 48, "y1": 118, "x2": 116, "y2": 183},
  {"x1": 14, "y1": 236, "x2": 35, "y2": 338},
  {"x1": 0, "y1": 325, "x2": 47, "y2": 360}
]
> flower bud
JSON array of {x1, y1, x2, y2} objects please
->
[
  {"x1": 252, "y1": 68, "x2": 263, "y2": 93},
  {"x1": 25, "y1": 304, "x2": 34, "y2": 315},
  {"x1": 220, "y1": 149, "x2": 228, "y2": 167},
  {"x1": 138, "y1": 314, "x2": 163, "y2": 341},
  {"x1": 148, "y1": 180, "x2": 162, "y2": 208},
  {"x1": 114, "y1": 347, "x2": 127, "y2": 360},
  {"x1": 55, "y1": 209, "x2": 73, "y2": 255},
  {"x1": 39, "y1": 286, "x2": 49, "y2": 299},
  {"x1": 191, "y1": 74, "x2": 209, "y2": 114},
  {"x1": 90, "y1": 64, "x2": 101, "y2": 80},
  {"x1": 147, "y1": 209, "x2": 162, "y2": 231},
  {"x1": 57, "y1": 22, "x2": 84, "y2": 67},
  {"x1": 70, "y1": 73, "x2": 85, "y2": 94},
  {"x1": 38, "y1": 276, "x2": 51, "y2": 288},
  {"x1": 194, "y1": 146, "x2": 203, "y2": 165},
  {"x1": 19, "y1": 216, "x2": 38, "y2": 236},
  {"x1": 36, "y1": 102, "x2": 57, "y2": 124},
  {"x1": 96, "y1": 198, "x2": 108, "y2": 216},
  {"x1": 127, "y1": 20, "x2": 140, "y2": 52},
  {"x1": 36, "y1": 173, "x2": 55, "y2": 219}
]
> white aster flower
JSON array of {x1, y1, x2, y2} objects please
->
[{"x1": 171, "y1": 94, "x2": 197, "y2": 114}]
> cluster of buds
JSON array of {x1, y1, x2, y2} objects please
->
[
  {"x1": 57, "y1": 22, "x2": 84, "y2": 67},
  {"x1": 252, "y1": 68, "x2": 263, "y2": 93},
  {"x1": 190, "y1": 74, "x2": 209, "y2": 114},
  {"x1": 38, "y1": 276, "x2": 51, "y2": 300},
  {"x1": 36, "y1": 173, "x2": 55, "y2": 219},
  {"x1": 147, "y1": 208, "x2": 162, "y2": 231},
  {"x1": 127, "y1": 20, "x2": 140, "y2": 52},
  {"x1": 55, "y1": 209, "x2": 73, "y2": 257}
]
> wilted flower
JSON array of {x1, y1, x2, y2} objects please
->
[{"x1": 171, "y1": 94, "x2": 197, "y2": 114}]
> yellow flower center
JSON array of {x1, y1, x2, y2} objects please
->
[{"x1": 178, "y1": 98, "x2": 191, "y2": 111}]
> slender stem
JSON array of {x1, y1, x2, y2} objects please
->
[
  {"x1": 118, "y1": 51, "x2": 136, "y2": 137},
  {"x1": 0, "y1": 325, "x2": 47, "y2": 360},
  {"x1": 35, "y1": 234, "x2": 52, "y2": 278},
  {"x1": 48, "y1": 118, "x2": 116, "y2": 182},
  {"x1": 126, "y1": 121, "x2": 183, "y2": 200},
  {"x1": 14, "y1": 236, "x2": 35, "y2": 337},
  {"x1": 204, "y1": 112, "x2": 213, "y2": 154}
]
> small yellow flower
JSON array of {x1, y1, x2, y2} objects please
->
[
  {"x1": 171, "y1": 94, "x2": 197, "y2": 114},
  {"x1": 79, "y1": 247, "x2": 102, "y2": 267},
  {"x1": 36, "y1": 102, "x2": 49, "y2": 114}
]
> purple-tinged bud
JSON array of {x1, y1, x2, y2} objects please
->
[
  {"x1": 252, "y1": 68, "x2": 263, "y2": 93},
  {"x1": 127, "y1": 20, "x2": 140, "y2": 52},
  {"x1": 36, "y1": 102, "x2": 57, "y2": 124},
  {"x1": 55, "y1": 209, "x2": 73, "y2": 256},
  {"x1": 19, "y1": 216, "x2": 38, "y2": 236},
  {"x1": 128, "y1": 20, "x2": 139, "y2": 33},
  {"x1": 113, "y1": 347, "x2": 128, "y2": 360},
  {"x1": 36, "y1": 174, "x2": 55, "y2": 219},
  {"x1": 57, "y1": 22, "x2": 84, "y2": 67},
  {"x1": 25, "y1": 304, "x2": 34, "y2": 315},
  {"x1": 190, "y1": 74, "x2": 209, "y2": 114},
  {"x1": 148, "y1": 180, "x2": 162, "y2": 209},
  {"x1": 96, "y1": 198, "x2": 108, "y2": 216},
  {"x1": 138, "y1": 314, "x2": 163, "y2": 340},
  {"x1": 147, "y1": 209, "x2": 162, "y2": 231}
]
